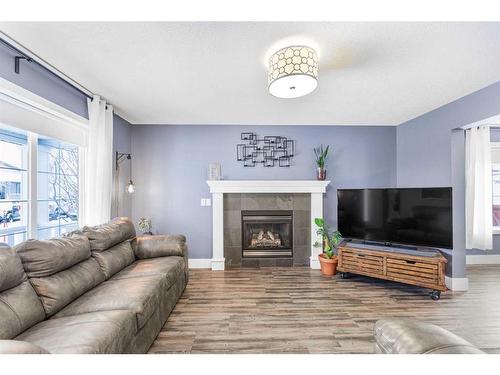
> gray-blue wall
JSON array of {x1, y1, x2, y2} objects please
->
[
  {"x1": 1, "y1": 40, "x2": 134, "y2": 219},
  {"x1": 113, "y1": 115, "x2": 133, "y2": 218},
  {"x1": 131, "y1": 125, "x2": 397, "y2": 259},
  {"x1": 397, "y1": 81, "x2": 500, "y2": 187},
  {"x1": 397, "y1": 81, "x2": 500, "y2": 277},
  {"x1": 0, "y1": 41, "x2": 88, "y2": 118}
]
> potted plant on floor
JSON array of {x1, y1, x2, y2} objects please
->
[
  {"x1": 315, "y1": 218, "x2": 342, "y2": 276},
  {"x1": 314, "y1": 144, "x2": 329, "y2": 180}
]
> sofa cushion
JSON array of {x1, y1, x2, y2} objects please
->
[
  {"x1": 112, "y1": 256, "x2": 185, "y2": 290},
  {"x1": 28, "y1": 258, "x2": 105, "y2": 317},
  {"x1": 91, "y1": 241, "x2": 135, "y2": 279},
  {"x1": 0, "y1": 340, "x2": 49, "y2": 354},
  {"x1": 0, "y1": 243, "x2": 27, "y2": 291},
  {"x1": 16, "y1": 310, "x2": 136, "y2": 354},
  {"x1": 82, "y1": 217, "x2": 136, "y2": 251},
  {"x1": 0, "y1": 244, "x2": 46, "y2": 339},
  {"x1": 0, "y1": 281, "x2": 46, "y2": 339},
  {"x1": 15, "y1": 236, "x2": 91, "y2": 278},
  {"x1": 15, "y1": 236, "x2": 106, "y2": 317},
  {"x1": 54, "y1": 274, "x2": 167, "y2": 331}
]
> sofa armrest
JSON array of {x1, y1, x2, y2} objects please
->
[
  {"x1": 373, "y1": 319, "x2": 484, "y2": 354},
  {"x1": 0, "y1": 340, "x2": 49, "y2": 354},
  {"x1": 132, "y1": 235, "x2": 187, "y2": 259},
  {"x1": 132, "y1": 235, "x2": 189, "y2": 283}
]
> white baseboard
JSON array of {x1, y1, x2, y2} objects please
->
[
  {"x1": 466, "y1": 254, "x2": 500, "y2": 265},
  {"x1": 445, "y1": 276, "x2": 469, "y2": 291},
  {"x1": 188, "y1": 258, "x2": 212, "y2": 269},
  {"x1": 211, "y1": 258, "x2": 225, "y2": 271},
  {"x1": 309, "y1": 256, "x2": 320, "y2": 270}
]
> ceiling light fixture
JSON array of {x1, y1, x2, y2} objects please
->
[{"x1": 268, "y1": 45, "x2": 318, "y2": 99}]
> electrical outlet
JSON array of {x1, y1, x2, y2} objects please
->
[{"x1": 200, "y1": 198, "x2": 211, "y2": 207}]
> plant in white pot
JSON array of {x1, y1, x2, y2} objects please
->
[{"x1": 315, "y1": 218, "x2": 342, "y2": 276}]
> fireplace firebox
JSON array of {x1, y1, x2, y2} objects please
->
[{"x1": 241, "y1": 210, "x2": 293, "y2": 258}]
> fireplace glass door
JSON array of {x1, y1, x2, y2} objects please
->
[{"x1": 241, "y1": 210, "x2": 293, "y2": 258}]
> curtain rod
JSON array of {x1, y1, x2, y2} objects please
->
[
  {"x1": 459, "y1": 115, "x2": 500, "y2": 130},
  {"x1": 0, "y1": 32, "x2": 94, "y2": 100}
]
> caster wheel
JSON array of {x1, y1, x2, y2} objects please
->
[
  {"x1": 341, "y1": 272, "x2": 348, "y2": 279},
  {"x1": 430, "y1": 290, "x2": 441, "y2": 300}
]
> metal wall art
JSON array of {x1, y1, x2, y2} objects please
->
[{"x1": 237, "y1": 132, "x2": 295, "y2": 167}]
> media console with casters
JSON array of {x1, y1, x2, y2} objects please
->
[{"x1": 337, "y1": 243, "x2": 447, "y2": 300}]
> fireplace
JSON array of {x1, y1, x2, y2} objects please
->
[{"x1": 241, "y1": 210, "x2": 293, "y2": 258}]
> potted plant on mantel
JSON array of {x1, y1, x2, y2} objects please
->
[
  {"x1": 314, "y1": 144, "x2": 329, "y2": 181},
  {"x1": 315, "y1": 218, "x2": 342, "y2": 276}
]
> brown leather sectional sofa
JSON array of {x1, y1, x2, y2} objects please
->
[{"x1": 0, "y1": 217, "x2": 188, "y2": 354}]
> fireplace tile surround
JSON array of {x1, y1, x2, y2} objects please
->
[
  {"x1": 207, "y1": 180, "x2": 330, "y2": 270},
  {"x1": 224, "y1": 193, "x2": 311, "y2": 267}
]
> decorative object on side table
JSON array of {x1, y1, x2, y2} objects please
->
[
  {"x1": 237, "y1": 132, "x2": 295, "y2": 167},
  {"x1": 138, "y1": 217, "x2": 153, "y2": 235},
  {"x1": 313, "y1": 144, "x2": 329, "y2": 180},
  {"x1": 314, "y1": 217, "x2": 342, "y2": 276}
]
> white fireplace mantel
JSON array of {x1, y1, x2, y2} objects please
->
[{"x1": 206, "y1": 180, "x2": 330, "y2": 270}]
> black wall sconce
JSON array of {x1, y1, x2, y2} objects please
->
[{"x1": 116, "y1": 152, "x2": 135, "y2": 194}]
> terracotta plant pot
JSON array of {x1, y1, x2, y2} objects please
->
[{"x1": 318, "y1": 254, "x2": 338, "y2": 277}]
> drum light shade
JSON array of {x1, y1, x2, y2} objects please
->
[{"x1": 268, "y1": 46, "x2": 318, "y2": 98}]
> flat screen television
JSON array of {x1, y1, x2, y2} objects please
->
[{"x1": 337, "y1": 188, "x2": 453, "y2": 249}]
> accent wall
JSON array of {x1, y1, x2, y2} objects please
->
[
  {"x1": 397, "y1": 81, "x2": 500, "y2": 279},
  {"x1": 131, "y1": 125, "x2": 397, "y2": 259}
]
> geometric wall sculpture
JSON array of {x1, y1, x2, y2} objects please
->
[{"x1": 237, "y1": 132, "x2": 295, "y2": 167}]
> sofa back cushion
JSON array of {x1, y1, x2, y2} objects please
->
[
  {"x1": 91, "y1": 241, "x2": 135, "y2": 279},
  {"x1": 82, "y1": 217, "x2": 136, "y2": 279},
  {"x1": 0, "y1": 244, "x2": 45, "y2": 339},
  {"x1": 15, "y1": 236, "x2": 91, "y2": 278},
  {"x1": 82, "y1": 217, "x2": 136, "y2": 251},
  {"x1": 15, "y1": 236, "x2": 105, "y2": 317}
]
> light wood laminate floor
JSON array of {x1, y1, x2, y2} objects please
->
[{"x1": 148, "y1": 265, "x2": 500, "y2": 354}]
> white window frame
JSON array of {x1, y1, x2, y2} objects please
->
[
  {"x1": 27, "y1": 132, "x2": 38, "y2": 239},
  {"x1": 0, "y1": 77, "x2": 88, "y2": 146},
  {"x1": 491, "y1": 141, "x2": 500, "y2": 235},
  {"x1": 0, "y1": 77, "x2": 89, "y2": 243},
  {"x1": 1, "y1": 126, "x2": 82, "y2": 242}
]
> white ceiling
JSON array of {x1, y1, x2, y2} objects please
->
[{"x1": 1, "y1": 22, "x2": 499, "y2": 126}]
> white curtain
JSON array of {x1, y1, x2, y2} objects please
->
[
  {"x1": 465, "y1": 125, "x2": 493, "y2": 250},
  {"x1": 83, "y1": 95, "x2": 114, "y2": 226}
]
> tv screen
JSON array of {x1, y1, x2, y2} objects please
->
[{"x1": 337, "y1": 188, "x2": 452, "y2": 249}]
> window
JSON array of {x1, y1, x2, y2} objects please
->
[
  {"x1": 0, "y1": 124, "x2": 80, "y2": 245},
  {"x1": 0, "y1": 126, "x2": 29, "y2": 246},
  {"x1": 491, "y1": 142, "x2": 500, "y2": 232},
  {"x1": 37, "y1": 137, "x2": 79, "y2": 239}
]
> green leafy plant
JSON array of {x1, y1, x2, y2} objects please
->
[
  {"x1": 314, "y1": 217, "x2": 342, "y2": 259},
  {"x1": 314, "y1": 145, "x2": 329, "y2": 169}
]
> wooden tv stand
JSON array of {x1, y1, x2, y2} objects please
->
[{"x1": 337, "y1": 243, "x2": 447, "y2": 300}]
